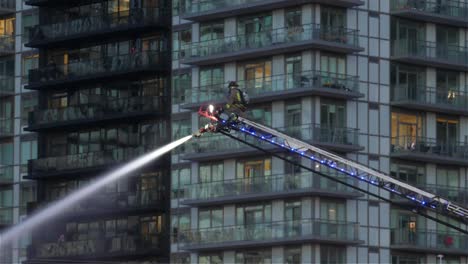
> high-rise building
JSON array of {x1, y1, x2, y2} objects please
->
[
  {"x1": 23, "y1": 0, "x2": 171, "y2": 263},
  {"x1": 0, "y1": 1, "x2": 38, "y2": 263},
  {"x1": 171, "y1": 1, "x2": 468, "y2": 263}
]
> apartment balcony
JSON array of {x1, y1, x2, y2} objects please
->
[
  {"x1": 26, "y1": 96, "x2": 166, "y2": 132},
  {"x1": 391, "y1": 0, "x2": 467, "y2": 27},
  {"x1": 0, "y1": 166, "x2": 14, "y2": 185},
  {"x1": 181, "y1": 24, "x2": 363, "y2": 66},
  {"x1": 0, "y1": 0, "x2": 14, "y2": 15},
  {"x1": 0, "y1": 77, "x2": 14, "y2": 97},
  {"x1": 26, "y1": 51, "x2": 169, "y2": 90},
  {"x1": 391, "y1": 85, "x2": 468, "y2": 116},
  {"x1": 181, "y1": 172, "x2": 361, "y2": 207},
  {"x1": 392, "y1": 183, "x2": 468, "y2": 206},
  {"x1": 181, "y1": 0, "x2": 364, "y2": 22},
  {"x1": 178, "y1": 218, "x2": 362, "y2": 251},
  {"x1": 27, "y1": 146, "x2": 161, "y2": 179},
  {"x1": 391, "y1": 40, "x2": 468, "y2": 71},
  {"x1": 183, "y1": 123, "x2": 362, "y2": 161},
  {"x1": 0, "y1": 35, "x2": 14, "y2": 55},
  {"x1": 31, "y1": 234, "x2": 164, "y2": 260},
  {"x1": 0, "y1": 118, "x2": 13, "y2": 139},
  {"x1": 391, "y1": 228, "x2": 468, "y2": 255},
  {"x1": 391, "y1": 136, "x2": 468, "y2": 166},
  {"x1": 26, "y1": 8, "x2": 169, "y2": 48},
  {"x1": 182, "y1": 71, "x2": 361, "y2": 109}
]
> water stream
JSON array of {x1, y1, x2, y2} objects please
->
[{"x1": 0, "y1": 135, "x2": 193, "y2": 248}]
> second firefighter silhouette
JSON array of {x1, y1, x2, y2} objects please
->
[{"x1": 225, "y1": 81, "x2": 249, "y2": 120}]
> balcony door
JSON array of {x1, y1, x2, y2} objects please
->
[
  {"x1": 436, "y1": 70, "x2": 458, "y2": 104},
  {"x1": 285, "y1": 201, "x2": 301, "y2": 237},
  {"x1": 394, "y1": 65, "x2": 422, "y2": 101},
  {"x1": 436, "y1": 117, "x2": 458, "y2": 151},
  {"x1": 237, "y1": 158, "x2": 271, "y2": 191},
  {"x1": 392, "y1": 19, "x2": 425, "y2": 55},
  {"x1": 396, "y1": 213, "x2": 418, "y2": 244},
  {"x1": 320, "y1": 100, "x2": 346, "y2": 143},
  {"x1": 243, "y1": 60, "x2": 272, "y2": 93},
  {"x1": 238, "y1": 14, "x2": 272, "y2": 48},
  {"x1": 285, "y1": 55, "x2": 302, "y2": 90},
  {"x1": 436, "y1": 25, "x2": 458, "y2": 60}
]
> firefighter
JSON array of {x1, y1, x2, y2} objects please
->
[{"x1": 225, "y1": 81, "x2": 248, "y2": 121}]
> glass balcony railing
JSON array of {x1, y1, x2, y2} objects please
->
[
  {"x1": 392, "y1": 39, "x2": 468, "y2": 66},
  {"x1": 0, "y1": 0, "x2": 14, "y2": 9},
  {"x1": 391, "y1": 228, "x2": 468, "y2": 252},
  {"x1": 0, "y1": 165, "x2": 14, "y2": 184},
  {"x1": 29, "y1": 146, "x2": 160, "y2": 175},
  {"x1": 185, "y1": 123, "x2": 360, "y2": 156},
  {"x1": 36, "y1": 234, "x2": 162, "y2": 258},
  {"x1": 178, "y1": 218, "x2": 359, "y2": 247},
  {"x1": 0, "y1": 77, "x2": 14, "y2": 95},
  {"x1": 0, "y1": 207, "x2": 13, "y2": 225},
  {"x1": 0, "y1": 119, "x2": 13, "y2": 136},
  {"x1": 28, "y1": 96, "x2": 165, "y2": 128},
  {"x1": 392, "y1": 85, "x2": 468, "y2": 111},
  {"x1": 186, "y1": 71, "x2": 359, "y2": 104},
  {"x1": 391, "y1": 0, "x2": 468, "y2": 20},
  {"x1": 391, "y1": 136, "x2": 468, "y2": 161},
  {"x1": 0, "y1": 35, "x2": 14, "y2": 54},
  {"x1": 28, "y1": 51, "x2": 167, "y2": 86},
  {"x1": 422, "y1": 184, "x2": 468, "y2": 206},
  {"x1": 27, "y1": 8, "x2": 168, "y2": 44},
  {"x1": 183, "y1": 172, "x2": 357, "y2": 202},
  {"x1": 182, "y1": 24, "x2": 360, "y2": 60}
]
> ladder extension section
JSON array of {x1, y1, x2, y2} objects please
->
[{"x1": 229, "y1": 117, "x2": 468, "y2": 223}]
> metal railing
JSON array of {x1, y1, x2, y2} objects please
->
[
  {"x1": 391, "y1": 136, "x2": 468, "y2": 160},
  {"x1": 28, "y1": 8, "x2": 168, "y2": 43},
  {"x1": 29, "y1": 96, "x2": 165, "y2": 127},
  {"x1": 392, "y1": 39, "x2": 468, "y2": 66},
  {"x1": 28, "y1": 50, "x2": 167, "y2": 85},
  {"x1": 391, "y1": 228, "x2": 468, "y2": 251},
  {"x1": 182, "y1": 24, "x2": 360, "y2": 59},
  {"x1": 178, "y1": 218, "x2": 359, "y2": 246},
  {"x1": 391, "y1": 0, "x2": 468, "y2": 20},
  {"x1": 36, "y1": 234, "x2": 162, "y2": 258},
  {"x1": 185, "y1": 123, "x2": 359, "y2": 155},
  {"x1": 392, "y1": 85, "x2": 468, "y2": 110},
  {"x1": 186, "y1": 70, "x2": 359, "y2": 104},
  {"x1": 29, "y1": 145, "x2": 161, "y2": 175},
  {"x1": 0, "y1": 0, "x2": 14, "y2": 9},
  {"x1": 183, "y1": 172, "x2": 356, "y2": 201}
]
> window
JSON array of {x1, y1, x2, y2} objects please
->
[
  {"x1": 321, "y1": 7, "x2": 346, "y2": 29},
  {"x1": 171, "y1": 210, "x2": 190, "y2": 242},
  {"x1": 0, "y1": 97, "x2": 13, "y2": 119},
  {"x1": 239, "y1": 60, "x2": 272, "y2": 91},
  {"x1": 436, "y1": 116, "x2": 458, "y2": 146},
  {"x1": 199, "y1": 162, "x2": 223, "y2": 183},
  {"x1": 236, "y1": 203, "x2": 271, "y2": 225},
  {"x1": 390, "y1": 162, "x2": 424, "y2": 185},
  {"x1": 391, "y1": 18, "x2": 425, "y2": 54},
  {"x1": 285, "y1": 246, "x2": 301, "y2": 264},
  {"x1": 199, "y1": 253, "x2": 223, "y2": 264},
  {"x1": 236, "y1": 157, "x2": 271, "y2": 179},
  {"x1": 172, "y1": 253, "x2": 190, "y2": 264},
  {"x1": 436, "y1": 70, "x2": 458, "y2": 103},
  {"x1": 320, "y1": 99, "x2": 346, "y2": 128},
  {"x1": 171, "y1": 167, "x2": 190, "y2": 198},
  {"x1": 0, "y1": 58, "x2": 14, "y2": 77},
  {"x1": 0, "y1": 187, "x2": 13, "y2": 207},
  {"x1": 286, "y1": 8, "x2": 301, "y2": 28},
  {"x1": 237, "y1": 13, "x2": 272, "y2": 36},
  {"x1": 391, "y1": 254, "x2": 424, "y2": 264},
  {"x1": 22, "y1": 54, "x2": 39, "y2": 84},
  {"x1": 20, "y1": 184, "x2": 36, "y2": 215},
  {"x1": 172, "y1": 72, "x2": 191, "y2": 104},
  {"x1": 321, "y1": 200, "x2": 345, "y2": 221},
  {"x1": 0, "y1": 17, "x2": 15, "y2": 36},
  {"x1": 0, "y1": 142, "x2": 13, "y2": 165},
  {"x1": 285, "y1": 55, "x2": 302, "y2": 89},
  {"x1": 199, "y1": 66, "x2": 224, "y2": 101},
  {"x1": 20, "y1": 139, "x2": 37, "y2": 165},
  {"x1": 22, "y1": 11, "x2": 38, "y2": 43},
  {"x1": 236, "y1": 249, "x2": 272, "y2": 264},
  {"x1": 391, "y1": 209, "x2": 425, "y2": 244},
  {"x1": 140, "y1": 215, "x2": 163, "y2": 247},
  {"x1": 321, "y1": 246, "x2": 346, "y2": 264},
  {"x1": 21, "y1": 93, "x2": 38, "y2": 125},
  {"x1": 199, "y1": 208, "x2": 223, "y2": 228},
  {"x1": 391, "y1": 111, "x2": 424, "y2": 149},
  {"x1": 390, "y1": 64, "x2": 426, "y2": 101},
  {"x1": 200, "y1": 21, "x2": 224, "y2": 42},
  {"x1": 285, "y1": 101, "x2": 301, "y2": 129},
  {"x1": 246, "y1": 105, "x2": 272, "y2": 126},
  {"x1": 173, "y1": 29, "x2": 191, "y2": 60}
]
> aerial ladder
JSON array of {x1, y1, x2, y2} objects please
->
[{"x1": 196, "y1": 105, "x2": 468, "y2": 230}]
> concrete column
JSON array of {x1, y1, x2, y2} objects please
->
[
  {"x1": 223, "y1": 251, "x2": 236, "y2": 263},
  {"x1": 190, "y1": 161, "x2": 199, "y2": 184},
  {"x1": 272, "y1": 101, "x2": 285, "y2": 128},
  {"x1": 301, "y1": 51, "x2": 313, "y2": 72},
  {"x1": 224, "y1": 62, "x2": 237, "y2": 83},
  {"x1": 272, "y1": 200, "x2": 284, "y2": 221},
  {"x1": 426, "y1": 164, "x2": 437, "y2": 185},
  {"x1": 301, "y1": 5, "x2": 313, "y2": 25},
  {"x1": 301, "y1": 244, "x2": 313, "y2": 264},
  {"x1": 425, "y1": 113, "x2": 436, "y2": 139},
  {"x1": 191, "y1": 23, "x2": 200, "y2": 42},
  {"x1": 224, "y1": 18, "x2": 236, "y2": 37},
  {"x1": 301, "y1": 198, "x2": 313, "y2": 219},
  {"x1": 190, "y1": 207, "x2": 198, "y2": 229},
  {"x1": 273, "y1": 55, "x2": 285, "y2": 76},
  {"x1": 302, "y1": 97, "x2": 313, "y2": 124},
  {"x1": 425, "y1": 23, "x2": 436, "y2": 43},
  {"x1": 224, "y1": 205, "x2": 236, "y2": 226},
  {"x1": 272, "y1": 9, "x2": 285, "y2": 29},
  {"x1": 272, "y1": 157, "x2": 284, "y2": 176}
]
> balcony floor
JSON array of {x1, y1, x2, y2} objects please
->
[
  {"x1": 181, "y1": 0, "x2": 364, "y2": 22},
  {"x1": 391, "y1": 100, "x2": 468, "y2": 117},
  {"x1": 391, "y1": 9, "x2": 467, "y2": 27},
  {"x1": 391, "y1": 55, "x2": 468, "y2": 72},
  {"x1": 182, "y1": 39, "x2": 363, "y2": 66},
  {"x1": 391, "y1": 152, "x2": 468, "y2": 167},
  {"x1": 391, "y1": 245, "x2": 468, "y2": 256}
]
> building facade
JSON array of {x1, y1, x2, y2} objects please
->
[
  {"x1": 0, "y1": 1, "x2": 38, "y2": 263},
  {"x1": 171, "y1": 0, "x2": 468, "y2": 263},
  {"x1": 23, "y1": 0, "x2": 171, "y2": 263}
]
